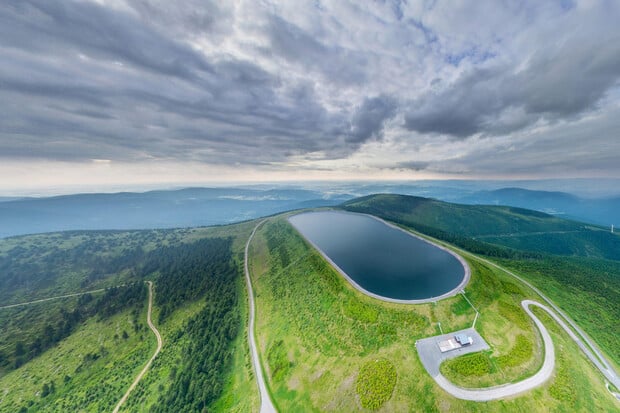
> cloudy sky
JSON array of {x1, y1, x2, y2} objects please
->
[{"x1": 1, "y1": 0, "x2": 619, "y2": 193}]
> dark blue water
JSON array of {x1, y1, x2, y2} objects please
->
[{"x1": 289, "y1": 211, "x2": 466, "y2": 301}]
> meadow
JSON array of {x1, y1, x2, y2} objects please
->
[{"x1": 247, "y1": 214, "x2": 617, "y2": 411}]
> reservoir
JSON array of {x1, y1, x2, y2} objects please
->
[{"x1": 288, "y1": 211, "x2": 469, "y2": 302}]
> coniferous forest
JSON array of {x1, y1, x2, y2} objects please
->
[{"x1": 0, "y1": 230, "x2": 246, "y2": 412}]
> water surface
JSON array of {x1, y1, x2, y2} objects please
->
[{"x1": 289, "y1": 211, "x2": 467, "y2": 301}]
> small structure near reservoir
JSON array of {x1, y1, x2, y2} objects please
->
[
  {"x1": 438, "y1": 333, "x2": 473, "y2": 353},
  {"x1": 455, "y1": 333, "x2": 473, "y2": 346}
]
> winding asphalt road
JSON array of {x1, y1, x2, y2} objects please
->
[
  {"x1": 430, "y1": 300, "x2": 554, "y2": 400},
  {"x1": 431, "y1": 299, "x2": 619, "y2": 400},
  {"x1": 464, "y1": 253, "x2": 620, "y2": 390},
  {"x1": 244, "y1": 221, "x2": 277, "y2": 413},
  {"x1": 286, "y1": 214, "x2": 619, "y2": 400},
  {"x1": 113, "y1": 281, "x2": 162, "y2": 413}
]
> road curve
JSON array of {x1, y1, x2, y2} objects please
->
[
  {"x1": 432, "y1": 300, "x2": 554, "y2": 400},
  {"x1": 432, "y1": 300, "x2": 616, "y2": 401},
  {"x1": 113, "y1": 281, "x2": 163, "y2": 413},
  {"x1": 459, "y1": 252, "x2": 620, "y2": 389},
  {"x1": 244, "y1": 221, "x2": 277, "y2": 413}
]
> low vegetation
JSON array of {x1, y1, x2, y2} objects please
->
[
  {"x1": 268, "y1": 340, "x2": 294, "y2": 382},
  {"x1": 2, "y1": 193, "x2": 618, "y2": 412},
  {"x1": 0, "y1": 283, "x2": 146, "y2": 374},
  {"x1": 342, "y1": 194, "x2": 620, "y2": 260},
  {"x1": 343, "y1": 297, "x2": 379, "y2": 323},
  {"x1": 497, "y1": 300, "x2": 530, "y2": 330},
  {"x1": 0, "y1": 304, "x2": 153, "y2": 412},
  {"x1": 343, "y1": 194, "x2": 619, "y2": 367},
  {"x1": 249, "y1": 215, "x2": 617, "y2": 411},
  {"x1": 355, "y1": 358, "x2": 397, "y2": 410},
  {"x1": 497, "y1": 335, "x2": 533, "y2": 368},
  {"x1": 497, "y1": 256, "x2": 620, "y2": 366},
  {"x1": 442, "y1": 352, "x2": 494, "y2": 377}
]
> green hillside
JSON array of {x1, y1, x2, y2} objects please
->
[
  {"x1": 1, "y1": 194, "x2": 618, "y2": 412},
  {"x1": 247, "y1": 214, "x2": 616, "y2": 411},
  {"x1": 342, "y1": 194, "x2": 620, "y2": 260},
  {"x1": 0, "y1": 223, "x2": 258, "y2": 412},
  {"x1": 342, "y1": 194, "x2": 620, "y2": 365}
]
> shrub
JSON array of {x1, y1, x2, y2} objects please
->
[
  {"x1": 443, "y1": 353, "x2": 492, "y2": 377},
  {"x1": 356, "y1": 358, "x2": 397, "y2": 410},
  {"x1": 343, "y1": 299, "x2": 378, "y2": 324},
  {"x1": 497, "y1": 334, "x2": 533, "y2": 368},
  {"x1": 267, "y1": 340, "x2": 293, "y2": 382}
]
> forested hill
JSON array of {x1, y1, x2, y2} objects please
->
[
  {"x1": 0, "y1": 224, "x2": 255, "y2": 412},
  {"x1": 342, "y1": 194, "x2": 620, "y2": 261}
]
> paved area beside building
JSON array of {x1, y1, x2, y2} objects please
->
[{"x1": 416, "y1": 327, "x2": 490, "y2": 377}]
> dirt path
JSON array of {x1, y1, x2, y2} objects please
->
[
  {"x1": 244, "y1": 220, "x2": 277, "y2": 413},
  {"x1": 0, "y1": 288, "x2": 110, "y2": 310},
  {"x1": 113, "y1": 281, "x2": 162, "y2": 413}
]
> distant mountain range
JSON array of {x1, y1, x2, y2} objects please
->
[
  {"x1": 0, "y1": 185, "x2": 617, "y2": 238},
  {"x1": 456, "y1": 187, "x2": 619, "y2": 227},
  {"x1": 0, "y1": 187, "x2": 349, "y2": 238}
]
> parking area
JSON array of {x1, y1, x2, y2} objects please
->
[{"x1": 415, "y1": 328, "x2": 490, "y2": 377}]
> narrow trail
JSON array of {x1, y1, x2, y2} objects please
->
[
  {"x1": 244, "y1": 220, "x2": 277, "y2": 413},
  {"x1": 0, "y1": 288, "x2": 110, "y2": 310},
  {"x1": 113, "y1": 281, "x2": 162, "y2": 413}
]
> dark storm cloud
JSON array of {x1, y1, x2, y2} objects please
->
[
  {"x1": 0, "y1": 0, "x2": 388, "y2": 164},
  {"x1": 405, "y1": 31, "x2": 620, "y2": 138},
  {"x1": 348, "y1": 95, "x2": 398, "y2": 143},
  {"x1": 447, "y1": 106, "x2": 620, "y2": 175},
  {"x1": 266, "y1": 15, "x2": 368, "y2": 85},
  {"x1": 1, "y1": 0, "x2": 619, "y2": 180},
  {"x1": 0, "y1": 1, "x2": 214, "y2": 81}
]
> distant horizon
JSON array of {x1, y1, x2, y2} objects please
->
[{"x1": 2, "y1": 177, "x2": 620, "y2": 199}]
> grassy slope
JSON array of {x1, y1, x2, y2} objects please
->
[
  {"x1": 0, "y1": 305, "x2": 153, "y2": 412},
  {"x1": 248, "y1": 216, "x2": 616, "y2": 412},
  {"x1": 496, "y1": 257, "x2": 620, "y2": 369},
  {"x1": 342, "y1": 194, "x2": 620, "y2": 260},
  {"x1": 0, "y1": 229, "x2": 198, "y2": 306},
  {"x1": 342, "y1": 194, "x2": 620, "y2": 366},
  {"x1": 0, "y1": 223, "x2": 258, "y2": 412}
]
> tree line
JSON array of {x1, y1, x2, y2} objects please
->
[{"x1": 149, "y1": 237, "x2": 242, "y2": 412}]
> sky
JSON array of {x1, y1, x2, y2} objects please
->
[{"x1": 1, "y1": 0, "x2": 619, "y2": 194}]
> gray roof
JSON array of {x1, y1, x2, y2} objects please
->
[{"x1": 455, "y1": 333, "x2": 471, "y2": 343}]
